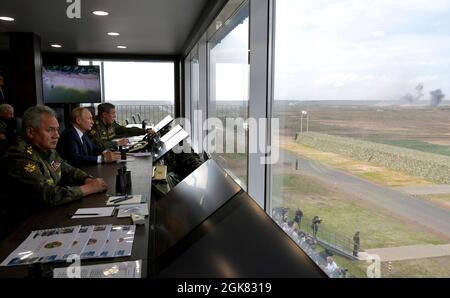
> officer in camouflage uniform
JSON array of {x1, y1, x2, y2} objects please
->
[
  {"x1": 1, "y1": 105, "x2": 107, "y2": 239},
  {"x1": 152, "y1": 144, "x2": 204, "y2": 199},
  {"x1": 0, "y1": 104, "x2": 15, "y2": 157},
  {"x1": 0, "y1": 115, "x2": 6, "y2": 156},
  {"x1": 88, "y1": 103, "x2": 154, "y2": 150}
]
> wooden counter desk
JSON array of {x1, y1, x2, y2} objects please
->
[{"x1": 0, "y1": 156, "x2": 152, "y2": 278}]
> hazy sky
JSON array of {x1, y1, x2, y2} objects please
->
[
  {"x1": 103, "y1": 61, "x2": 174, "y2": 102},
  {"x1": 211, "y1": 18, "x2": 249, "y2": 102},
  {"x1": 274, "y1": 0, "x2": 450, "y2": 101},
  {"x1": 82, "y1": 0, "x2": 450, "y2": 103}
]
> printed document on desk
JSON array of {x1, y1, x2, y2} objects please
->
[
  {"x1": 116, "y1": 203, "x2": 149, "y2": 218},
  {"x1": 53, "y1": 260, "x2": 142, "y2": 278},
  {"x1": 80, "y1": 225, "x2": 112, "y2": 259},
  {"x1": 1, "y1": 225, "x2": 136, "y2": 266},
  {"x1": 127, "y1": 152, "x2": 153, "y2": 157},
  {"x1": 62, "y1": 226, "x2": 94, "y2": 259},
  {"x1": 98, "y1": 225, "x2": 136, "y2": 258},
  {"x1": 0, "y1": 226, "x2": 81, "y2": 266},
  {"x1": 72, "y1": 207, "x2": 115, "y2": 218}
]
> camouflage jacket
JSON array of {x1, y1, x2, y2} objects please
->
[
  {"x1": 2, "y1": 137, "x2": 91, "y2": 208},
  {"x1": 0, "y1": 120, "x2": 6, "y2": 156},
  {"x1": 152, "y1": 148, "x2": 204, "y2": 199},
  {"x1": 87, "y1": 116, "x2": 146, "y2": 150}
]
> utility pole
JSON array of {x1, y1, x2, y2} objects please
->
[
  {"x1": 306, "y1": 112, "x2": 309, "y2": 132},
  {"x1": 301, "y1": 110, "x2": 308, "y2": 133},
  {"x1": 300, "y1": 115, "x2": 303, "y2": 134}
]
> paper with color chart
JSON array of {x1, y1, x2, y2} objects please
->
[
  {"x1": 98, "y1": 225, "x2": 136, "y2": 258},
  {"x1": 62, "y1": 226, "x2": 94, "y2": 260},
  {"x1": 32, "y1": 226, "x2": 81, "y2": 263},
  {"x1": 1, "y1": 226, "x2": 81, "y2": 266},
  {"x1": 112, "y1": 225, "x2": 136, "y2": 257},
  {"x1": 80, "y1": 225, "x2": 112, "y2": 259},
  {"x1": 98, "y1": 226, "x2": 123, "y2": 258},
  {"x1": 1, "y1": 225, "x2": 136, "y2": 267}
]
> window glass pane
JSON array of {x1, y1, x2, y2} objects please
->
[
  {"x1": 78, "y1": 60, "x2": 175, "y2": 125},
  {"x1": 208, "y1": 3, "x2": 249, "y2": 189},
  {"x1": 190, "y1": 51, "x2": 200, "y2": 152},
  {"x1": 272, "y1": 0, "x2": 450, "y2": 278},
  {"x1": 78, "y1": 60, "x2": 90, "y2": 66}
]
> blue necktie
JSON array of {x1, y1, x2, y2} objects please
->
[{"x1": 81, "y1": 135, "x2": 88, "y2": 155}]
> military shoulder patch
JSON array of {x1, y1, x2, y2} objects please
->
[
  {"x1": 24, "y1": 163, "x2": 37, "y2": 173},
  {"x1": 50, "y1": 160, "x2": 61, "y2": 171},
  {"x1": 26, "y1": 146, "x2": 33, "y2": 155}
]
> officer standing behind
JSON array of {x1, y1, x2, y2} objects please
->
[
  {"x1": 294, "y1": 208, "x2": 303, "y2": 230},
  {"x1": 1, "y1": 105, "x2": 107, "y2": 235},
  {"x1": 311, "y1": 216, "x2": 322, "y2": 239},
  {"x1": 0, "y1": 104, "x2": 16, "y2": 156},
  {"x1": 88, "y1": 103, "x2": 154, "y2": 150}
]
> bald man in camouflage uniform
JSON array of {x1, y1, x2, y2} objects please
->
[
  {"x1": 1, "y1": 105, "x2": 107, "y2": 239},
  {"x1": 88, "y1": 103, "x2": 152, "y2": 150}
]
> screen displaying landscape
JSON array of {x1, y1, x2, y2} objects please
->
[{"x1": 42, "y1": 66, "x2": 101, "y2": 104}]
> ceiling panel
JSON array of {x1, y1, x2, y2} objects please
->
[{"x1": 0, "y1": 0, "x2": 208, "y2": 54}]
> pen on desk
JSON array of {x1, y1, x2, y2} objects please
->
[
  {"x1": 73, "y1": 213, "x2": 100, "y2": 216},
  {"x1": 111, "y1": 195, "x2": 130, "y2": 203}
]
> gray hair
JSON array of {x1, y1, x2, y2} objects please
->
[
  {"x1": 0, "y1": 103, "x2": 13, "y2": 115},
  {"x1": 22, "y1": 105, "x2": 57, "y2": 130}
]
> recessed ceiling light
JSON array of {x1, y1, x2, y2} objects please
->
[
  {"x1": 51, "y1": 44, "x2": 62, "y2": 48},
  {"x1": 0, "y1": 16, "x2": 15, "y2": 22},
  {"x1": 107, "y1": 32, "x2": 120, "y2": 36},
  {"x1": 92, "y1": 10, "x2": 109, "y2": 16},
  {"x1": 117, "y1": 46, "x2": 127, "y2": 49}
]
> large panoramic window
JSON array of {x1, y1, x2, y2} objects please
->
[
  {"x1": 78, "y1": 60, "x2": 174, "y2": 125},
  {"x1": 207, "y1": 2, "x2": 249, "y2": 189},
  {"x1": 271, "y1": 0, "x2": 450, "y2": 278}
]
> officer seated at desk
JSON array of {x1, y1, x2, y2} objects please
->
[
  {"x1": 0, "y1": 105, "x2": 107, "y2": 240},
  {"x1": 88, "y1": 102, "x2": 155, "y2": 151},
  {"x1": 57, "y1": 107, "x2": 121, "y2": 168}
]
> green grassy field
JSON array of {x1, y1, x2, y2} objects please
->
[
  {"x1": 272, "y1": 171, "x2": 446, "y2": 249},
  {"x1": 375, "y1": 140, "x2": 450, "y2": 157},
  {"x1": 275, "y1": 105, "x2": 450, "y2": 149},
  {"x1": 382, "y1": 256, "x2": 450, "y2": 278},
  {"x1": 271, "y1": 168, "x2": 450, "y2": 277},
  {"x1": 209, "y1": 104, "x2": 450, "y2": 277}
]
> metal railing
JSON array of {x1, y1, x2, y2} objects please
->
[
  {"x1": 215, "y1": 104, "x2": 248, "y2": 119},
  {"x1": 114, "y1": 104, "x2": 174, "y2": 126},
  {"x1": 300, "y1": 214, "x2": 358, "y2": 259},
  {"x1": 275, "y1": 217, "x2": 351, "y2": 278}
]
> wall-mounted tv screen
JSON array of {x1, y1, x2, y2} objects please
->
[{"x1": 42, "y1": 66, "x2": 101, "y2": 104}]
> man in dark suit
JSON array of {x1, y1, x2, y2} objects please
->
[{"x1": 57, "y1": 107, "x2": 120, "y2": 168}]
